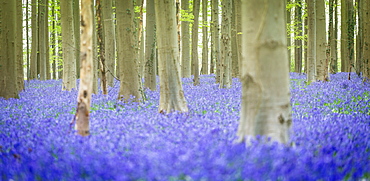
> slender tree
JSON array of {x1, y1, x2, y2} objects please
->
[
  {"x1": 144, "y1": 0, "x2": 157, "y2": 90},
  {"x1": 117, "y1": 0, "x2": 142, "y2": 101},
  {"x1": 75, "y1": 0, "x2": 93, "y2": 136},
  {"x1": 155, "y1": 0, "x2": 188, "y2": 113},
  {"x1": 355, "y1": 0, "x2": 363, "y2": 76},
  {"x1": 212, "y1": 0, "x2": 221, "y2": 82},
  {"x1": 30, "y1": 0, "x2": 37, "y2": 80},
  {"x1": 102, "y1": 0, "x2": 116, "y2": 87},
  {"x1": 201, "y1": 0, "x2": 208, "y2": 74},
  {"x1": 306, "y1": 0, "x2": 316, "y2": 83},
  {"x1": 294, "y1": 0, "x2": 303, "y2": 73},
  {"x1": 0, "y1": 0, "x2": 19, "y2": 99},
  {"x1": 341, "y1": 0, "x2": 355, "y2": 72},
  {"x1": 96, "y1": 0, "x2": 108, "y2": 95},
  {"x1": 181, "y1": 0, "x2": 191, "y2": 78},
  {"x1": 315, "y1": 0, "x2": 329, "y2": 81},
  {"x1": 237, "y1": 0, "x2": 292, "y2": 144},
  {"x1": 61, "y1": 0, "x2": 77, "y2": 90},
  {"x1": 192, "y1": 0, "x2": 201, "y2": 86},
  {"x1": 16, "y1": 0, "x2": 24, "y2": 91},
  {"x1": 219, "y1": 0, "x2": 232, "y2": 88},
  {"x1": 231, "y1": 0, "x2": 239, "y2": 78},
  {"x1": 38, "y1": 0, "x2": 47, "y2": 80},
  {"x1": 234, "y1": 0, "x2": 242, "y2": 76},
  {"x1": 329, "y1": 0, "x2": 338, "y2": 73},
  {"x1": 74, "y1": 0, "x2": 80, "y2": 78},
  {"x1": 363, "y1": 0, "x2": 370, "y2": 81}
]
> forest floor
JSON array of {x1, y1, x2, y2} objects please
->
[{"x1": 0, "y1": 73, "x2": 369, "y2": 180}]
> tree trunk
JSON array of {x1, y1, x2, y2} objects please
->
[
  {"x1": 61, "y1": 0, "x2": 77, "y2": 91},
  {"x1": 92, "y1": 2, "x2": 98, "y2": 94},
  {"x1": 287, "y1": 0, "x2": 292, "y2": 68},
  {"x1": 315, "y1": 0, "x2": 329, "y2": 81},
  {"x1": 231, "y1": 0, "x2": 239, "y2": 78},
  {"x1": 102, "y1": 0, "x2": 116, "y2": 87},
  {"x1": 341, "y1": 0, "x2": 355, "y2": 72},
  {"x1": 355, "y1": 0, "x2": 362, "y2": 76},
  {"x1": 96, "y1": 0, "x2": 107, "y2": 95},
  {"x1": 237, "y1": 0, "x2": 291, "y2": 144},
  {"x1": 155, "y1": 0, "x2": 188, "y2": 113},
  {"x1": 74, "y1": 0, "x2": 80, "y2": 79},
  {"x1": 306, "y1": 0, "x2": 316, "y2": 83},
  {"x1": 16, "y1": 0, "x2": 24, "y2": 91},
  {"x1": 75, "y1": 0, "x2": 93, "y2": 137},
  {"x1": 192, "y1": 0, "x2": 201, "y2": 86},
  {"x1": 329, "y1": 0, "x2": 338, "y2": 74},
  {"x1": 201, "y1": 0, "x2": 208, "y2": 75},
  {"x1": 26, "y1": 0, "x2": 30, "y2": 80},
  {"x1": 235, "y1": 0, "x2": 242, "y2": 76},
  {"x1": 294, "y1": 0, "x2": 303, "y2": 73},
  {"x1": 144, "y1": 0, "x2": 157, "y2": 91},
  {"x1": 51, "y1": 0, "x2": 57, "y2": 79},
  {"x1": 117, "y1": 0, "x2": 142, "y2": 101},
  {"x1": 219, "y1": 0, "x2": 232, "y2": 88},
  {"x1": 0, "y1": 0, "x2": 19, "y2": 99},
  {"x1": 38, "y1": 0, "x2": 47, "y2": 80},
  {"x1": 212, "y1": 0, "x2": 220, "y2": 82},
  {"x1": 181, "y1": 0, "x2": 191, "y2": 78},
  {"x1": 363, "y1": 0, "x2": 370, "y2": 81}
]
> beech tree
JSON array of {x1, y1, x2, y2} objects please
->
[
  {"x1": 219, "y1": 0, "x2": 232, "y2": 88},
  {"x1": 315, "y1": 0, "x2": 329, "y2": 81},
  {"x1": 363, "y1": 0, "x2": 370, "y2": 81},
  {"x1": 30, "y1": 0, "x2": 38, "y2": 80},
  {"x1": 201, "y1": 0, "x2": 208, "y2": 74},
  {"x1": 155, "y1": 0, "x2": 188, "y2": 113},
  {"x1": 0, "y1": 0, "x2": 20, "y2": 99},
  {"x1": 75, "y1": 0, "x2": 93, "y2": 136},
  {"x1": 116, "y1": 0, "x2": 142, "y2": 101},
  {"x1": 181, "y1": 0, "x2": 191, "y2": 78},
  {"x1": 102, "y1": 0, "x2": 116, "y2": 87},
  {"x1": 306, "y1": 0, "x2": 316, "y2": 83},
  {"x1": 192, "y1": 0, "x2": 201, "y2": 86},
  {"x1": 60, "y1": 0, "x2": 77, "y2": 91},
  {"x1": 144, "y1": 0, "x2": 157, "y2": 91},
  {"x1": 237, "y1": 0, "x2": 292, "y2": 144}
]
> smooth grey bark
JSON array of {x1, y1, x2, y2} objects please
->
[
  {"x1": 144, "y1": 0, "x2": 157, "y2": 91},
  {"x1": 192, "y1": 0, "x2": 200, "y2": 86},
  {"x1": 315, "y1": 0, "x2": 329, "y2": 81},
  {"x1": 61, "y1": 0, "x2": 77, "y2": 90},
  {"x1": 212, "y1": 0, "x2": 220, "y2": 82},
  {"x1": 306, "y1": 0, "x2": 316, "y2": 83},
  {"x1": 155, "y1": 0, "x2": 188, "y2": 113},
  {"x1": 38, "y1": 0, "x2": 47, "y2": 80},
  {"x1": 102, "y1": 0, "x2": 116, "y2": 87},
  {"x1": 73, "y1": 0, "x2": 80, "y2": 78},
  {"x1": 201, "y1": 0, "x2": 208, "y2": 74},
  {"x1": 237, "y1": 0, "x2": 292, "y2": 144},
  {"x1": 117, "y1": 0, "x2": 141, "y2": 101},
  {"x1": 16, "y1": 0, "x2": 24, "y2": 91},
  {"x1": 219, "y1": 0, "x2": 232, "y2": 88},
  {"x1": 329, "y1": 0, "x2": 338, "y2": 74},
  {"x1": 294, "y1": 0, "x2": 303, "y2": 73},
  {"x1": 181, "y1": 0, "x2": 191, "y2": 77},
  {"x1": 362, "y1": 0, "x2": 370, "y2": 81}
]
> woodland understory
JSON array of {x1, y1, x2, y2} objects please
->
[{"x1": 1, "y1": 73, "x2": 369, "y2": 180}]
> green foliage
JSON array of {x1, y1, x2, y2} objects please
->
[{"x1": 180, "y1": 9, "x2": 194, "y2": 23}]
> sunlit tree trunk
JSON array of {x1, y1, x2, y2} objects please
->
[
  {"x1": 144, "y1": 0, "x2": 157, "y2": 91},
  {"x1": 75, "y1": 0, "x2": 93, "y2": 136},
  {"x1": 219, "y1": 0, "x2": 232, "y2": 88},
  {"x1": 117, "y1": 0, "x2": 142, "y2": 101},
  {"x1": 102, "y1": 0, "x2": 116, "y2": 87},
  {"x1": 294, "y1": 0, "x2": 303, "y2": 73},
  {"x1": 201, "y1": 0, "x2": 208, "y2": 74},
  {"x1": 231, "y1": 0, "x2": 239, "y2": 78},
  {"x1": 92, "y1": 2, "x2": 98, "y2": 94},
  {"x1": 306, "y1": 0, "x2": 316, "y2": 83},
  {"x1": 212, "y1": 0, "x2": 221, "y2": 82},
  {"x1": 0, "y1": 0, "x2": 19, "y2": 99},
  {"x1": 181, "y1": 0, "x2": 191, "y2": 78},
  {"x1": 315, "y1": 0, "x2": 329, "y2": 81},
  {"x1": 96, "y1": 0, "x2": 108, "y2": 95},
  {"x1": 237, "y1": 0, "x2": 292, "y2": 144},
  {"x1": 192, "y1": 0, "x2": 201, "y2": 86},
  {"x1": 61, "y1": 0, "x2": 77, "y2": 91},
  {"x1": 155, "y1": 0, "x2": 188, "y2": 113}
]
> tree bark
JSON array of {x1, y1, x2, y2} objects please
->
[
  {"x1": 0, "y1": 0, "x2": 19, "y2": 99},
  {"x1": 201, "y1": 0, "x2": 208, "y2": 74},
  {"x1": 144, "y1": 0, "x2": 157, "y2": 91},
  {"x1": 155, "y1": 0, "x2": 188, "y2": 113},
  {"x1": 219, "y1": 0, "x2": 232, "y2": 88},
  {"x1": 117, "y1": 0, "x2": 142, "y2": 101},
  {"x1": 235, "y1": 0, "x2": 242, "y2": 76},
  {"x1": 181, "y1": 0, "x2": 191, "y2": 78},
  {"x1": 192, "y1": 0, "x2": 201, "y2": 86},
  {"x1": 16, "y1": 0, "x2": 24, "y2": 91},
  {"x1": 96, "y1": 0, "x2": 107, "y2": 95},
  {"x1": 294, "y1": 0, "x2": 303, "y2": 73},
  {"x1": 237, "y1": 0, "x2": 291, "y2": 144},
  {"x1": 306, "y1": 0, "x2": 316, "y2": 83},
  {"x1": 61, "y1": 0, "x2": 77, "y2": 91},
  {"x1": 363, "y1": 0, "x2": 370, "y2": 81},
  {"x1": 76, "y1": 0, "x2": 93, "y2": 136},
  {"x1": 329, "y1": 0, "x2": 338, "y2": 74},
  {"x1": 102, "y1": 0, "x2": 116, "y2": 87},
  {"x1": 315, "y1": 0, "x2": 329, "y2": 81},
  {"x1": 212, "y1": 0, "x2": 220, "y2": 82},
  {"x1": 74, "y1": 0, "x2": 80, "y2": 79},
  {"x1": 38, "y1": 0, "x2": 47, "y2": 80}
]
